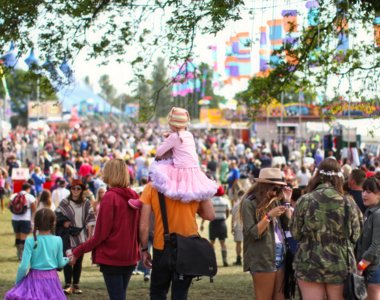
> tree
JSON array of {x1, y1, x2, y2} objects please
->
[
  {"x1": 135, "y1": 78, "x2": 152, "y2": 122},
  {"x1": 98, "y1": 74, "x2": 117, "y2": 105},
  {"x1": 151, "y1": 57, "x2": 172, "y2": 118},
  {"x1": 1, "y1": 1, "x2": 380, "y2": 116},
  {"x1": 0, "y1": 69, "x2": 57, "y2": 126},
  {"x1": 199, "y1": 62, "x2": 226, "y2": 109}
]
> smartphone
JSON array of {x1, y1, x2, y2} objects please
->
[{"x1": 283, "y1": 203, "x2": 291, "y2": 209}]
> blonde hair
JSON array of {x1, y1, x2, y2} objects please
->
[{"x1": 102, "y1": 158, "x2": 129, "y2": 188}]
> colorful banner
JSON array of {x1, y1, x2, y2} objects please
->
[
  {"x1": 322, "y1": 101, "x2": 380, "y2": 118},
  {"x1": 282, "y1": 10, "x2": 299, "y2": 68},
  {"x1": 267, "y1": 19, "x2": 283, "y2": 67},
  {"x1": 200, "y1": 108, "x2": 231, "y2": 126},
  {"x1": 374, "y1": 16, "x2": 380, "y2": 48},
  {"x1": 171, "y1": 61, "x2": 201, "y2": 97},
  {"x1": 305, "y1": 0, "x2": 320, "y2": 66},
  {"x1": 259, "y1": 26, "x2": 268, "y2": 73},
  {"x1": 224, "y1": 32, "x2": 252, "y2": 82}
]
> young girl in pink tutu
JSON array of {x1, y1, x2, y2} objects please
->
[
  {"x1": 150, "y1": 107, "x2": 218, "y2": 202},
  {"x1": 5, "y1": 208, "x2": 70, "y2": 300}
]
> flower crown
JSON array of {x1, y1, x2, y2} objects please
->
[{"x1": 319, "y1": 169, "x2": 344, "y2": 178}]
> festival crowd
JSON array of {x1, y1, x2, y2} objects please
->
[{"x1": 1, "y1": 106, "x2": 380, "y2": 300}]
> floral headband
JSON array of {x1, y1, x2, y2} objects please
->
[{"x1": 319, "y1": 169, "x2": 344, "y2": 178}]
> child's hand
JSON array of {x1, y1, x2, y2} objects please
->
[{"x1": 163, "y1": 132, "x2": 170, "y2": 138}]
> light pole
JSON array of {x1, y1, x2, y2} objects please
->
[{"x1": 24, "y1": 48, "x2": 40, "y2": 166}]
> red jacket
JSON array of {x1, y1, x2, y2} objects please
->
[{"x1": 73, "y1": 187, "x2": 140, "y2": 266}]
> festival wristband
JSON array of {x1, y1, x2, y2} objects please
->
[
  {"x1": 265, "y1": 213, "x2": 272, "y2": 222},
  {"x1": 358, "y1": 260, "x2": 369, "y2": 271}
]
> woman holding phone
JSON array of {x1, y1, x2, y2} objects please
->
[{"x1": 240, "y1": 168, "x2": 292, "y2": 300}]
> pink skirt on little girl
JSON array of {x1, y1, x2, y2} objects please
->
[{"x1": 149, "y1": 159, "x2": 218, "y2": 202}]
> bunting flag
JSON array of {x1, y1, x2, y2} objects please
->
[
  {"x1": 224, "y1": 32, "x2": 251, "y2": 82},
  {"x1": 0, "y1": 42, "x2": 17, "y2": 68},
  {"x1": 335, "y1": 0, "x2": 349, "y2": 61},
  {"x1": 282, "y1": 10, "x2": 299, "y2": 68},
  {"x1": 267, "y1": 19, "x2": 283, "y2": 68},
  {"x1": 171, "y1": 60, "x2": 201, "y2": 97},
  {"x1": 374, "y1": 16, "x2": 380, "y2": 48}
]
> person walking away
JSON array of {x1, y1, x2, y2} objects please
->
[
  {"x1": 240, "y1": 168, "x2": 292, "y2": 300},
  {"x1": 231, "y1": 190, "x2": 245, "y2": 266},
  {"x1": 200, "y1": 186, "x2": 231, "y2": 267},
  {"x1": 355, "y1": 177, "x2": 380, "y2": 299},
  {"x1": 139, "y1": 182, "x2": 215, "y2": 299},
  {"x1": 31, "y1": 167, "x2": 46, "y2": 196},
  {"x1": 149, "y1": 107, "x2": 218, "y2": 202},
  {"x1": 70, "y1": 159, "x2": 141, "y2": 300},
  {"x1": 347, "y1": 168, "x2": 366, "y2": 213},
  {"x1": 227, "y1": 160, "x2": 240, "y2": 205},
  {"x1": 4, "y1": 208, "x2": 70, "y2": 300},
  {"x1": 10, "y1": 183, "x2": 36, "y2": 260},
  {"x1": 55, "y1": 179, "x2": 96, "y2": 295},
  {"x1": 290, "y1": 158, "x2": 363, "y2": 300},
  {"x1": 37, "y1": 189, "x2": 55, "y2": 211},
  {"x1": 52, "y1": 178, "x2": 70, "y2": 208}
]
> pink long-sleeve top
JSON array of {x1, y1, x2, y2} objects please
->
[{"x1": 156, "y1": 131, "x2": 199, "y2": 168}]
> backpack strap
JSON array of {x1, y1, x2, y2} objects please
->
[{"x1": 157, "y1": 191, "x2": 170, "y2": 243}]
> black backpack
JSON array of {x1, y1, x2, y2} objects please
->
[{"x1": 9, "y1": 193, "x2": 28, "y2": 215}]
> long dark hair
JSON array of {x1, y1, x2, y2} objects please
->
[
  {"x1": 307, "y1": 158, "x2": 344, "y2": 194},
  {"x1": 33, "y1": 208, "x2": 56, "y2": 249}
]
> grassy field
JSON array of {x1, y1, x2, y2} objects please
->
[{"x1": 0, "y1": 207, "x2": 253, "y2": 299}]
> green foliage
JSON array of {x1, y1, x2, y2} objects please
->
[
  {"x1": 98, "y1": 74, "x2": 117, "y2": 104},
  {"x1": 151, "y1": 57, "x2": 172, "y2": 118},
  {"x1": 1, "y1": 0, "x2": 380, "y2": 113},
  {"x1": 0, "y1": 69, "x2": 57, "y2": 126}
]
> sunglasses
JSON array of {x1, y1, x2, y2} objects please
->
[
  {"x1": 273, "y1": 186, "x2": 284, "y2": 194},
  {"x1": 71, "y1": 187, "x2": 82, "y2": 191}
]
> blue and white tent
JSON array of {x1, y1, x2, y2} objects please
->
[{"x1": 57, "y1": 81, "x2": 121, "y2": 115}]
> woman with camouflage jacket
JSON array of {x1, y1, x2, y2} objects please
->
[{"x1": 290, "y1": 158, "x2": 363, "y2": 300}]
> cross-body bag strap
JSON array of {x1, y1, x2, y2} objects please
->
[
  {"x1": 343, "y1": 196, "x2": 351, "y2": 274},
  {"x1": 158, "y1": 191, "x2": 170, "y2": 242}
]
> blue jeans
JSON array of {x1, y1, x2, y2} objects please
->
[
  {"x1": 275, "y1": 243, "x2": 284, "y2": 270},
  {"x1": 150, "y1": 248, "x2": 193, "y2": 300},
  {"x1": 366, "y1": 265, "x2": 380, "y2": 284},
  {"x1": 102, "y1": 266, "x2": 135, "y2": 300}
]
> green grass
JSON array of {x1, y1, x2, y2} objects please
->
[{"x1": 0, "y1": 207, "x2": 253, "y2": 299}]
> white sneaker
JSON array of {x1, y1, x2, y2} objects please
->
[{"x1": 144, "y1": 274, "x2": 150, "y2": 282}]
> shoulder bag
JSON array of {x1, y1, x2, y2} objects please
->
[
  {"x1": 342, "y1": 196, "x2": 367, "y2": 300},
  {"x1": 157, "y1": 192, "x2": 217, "y2": 279}
]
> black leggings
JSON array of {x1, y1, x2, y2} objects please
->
[{"x1": 64, "y1": 255, "x2": 84, "y2": 285}]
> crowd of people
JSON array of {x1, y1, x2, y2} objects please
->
[{"x1": 1, "y1": 106, "x2": 380, "y2": 300}]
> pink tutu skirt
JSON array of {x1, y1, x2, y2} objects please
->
[
  {"x1": 150, "y1": 159, "x2": 218, "y2": 202},
  {"x1": 4, "y1": 269, "x2": 66, "y2": 300}
]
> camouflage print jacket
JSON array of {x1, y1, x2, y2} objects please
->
[{"x1": 290, "y1": 183, "x2": 363, "y2": 284}]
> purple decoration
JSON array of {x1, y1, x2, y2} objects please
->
[
  {"x1": 306, "y1": 0, "x2": 319, "y2": 9},
  {"x1": 281, "y1": 10, "x2": 298, "y2": 17},
  {"x1": 283, "y1": 37, "x2": 298, "y2": 45},
  {"x1": 260, "y1": 59, "x2": 268, "y2": 72},
  {"x1": 232, "y1": 42, "x2": 240, "y2": 54},
  {"x1": 228, "y1": 66, "x2": 240, "y2": 77}
]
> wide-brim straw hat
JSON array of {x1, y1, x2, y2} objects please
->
[{"x1": 254, "y1": 168, "x2": 287, "y2": 186}]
